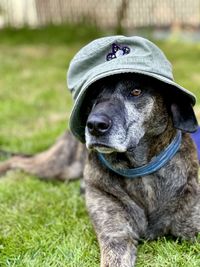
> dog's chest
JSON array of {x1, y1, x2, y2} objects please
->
[
  {"x1": 123, "y1": 166, "x2": 185, "y2": 214},
  {"x1": 86, "y1": 152, "x2": 188, "y2": 215},
  {"x1": 123, "y1": 175, "x2": 157, "y2": 212}
]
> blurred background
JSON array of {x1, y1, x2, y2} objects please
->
[
  {"x1": 1, "y1": 0, "x2": 200, "y2": 35},
  {"x1": 0, "y1": 1, "x2": 200, "y2": 266}
]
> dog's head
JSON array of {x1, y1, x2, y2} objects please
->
[{"x1": 83, "y1": 74, "x2": 198, "y2": 154}]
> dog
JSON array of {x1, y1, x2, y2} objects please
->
[{"x1": 81, "y1": 73, "x2": 200, "y2": 267}]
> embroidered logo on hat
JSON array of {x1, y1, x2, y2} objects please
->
[{"x1": 106, "y1": 43, "x2": 130, "y2": 61}]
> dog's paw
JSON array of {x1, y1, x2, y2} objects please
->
[{"x1": 100, "y1": 250, "x2": 136, "y2": 267}]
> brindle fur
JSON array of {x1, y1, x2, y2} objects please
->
[
  {"x1": 0, "y1": 132, "x2": 86, "y2": 181},
  {"x1": 0, "y1": 74, "x2": 199, "y2": 267}
]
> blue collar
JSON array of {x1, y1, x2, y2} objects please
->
[{"x1": 98, "y1": 131, "x2": 182, "y2": 178}]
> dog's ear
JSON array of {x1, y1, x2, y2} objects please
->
[{"x1": 170, "y1": 100, "x2": 198, "y2": 133}]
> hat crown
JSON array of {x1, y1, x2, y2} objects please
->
[{"x1": 67, "y1": 36, "x2": 173, "y2": 98}]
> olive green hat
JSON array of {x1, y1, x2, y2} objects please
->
[{"x1": 67, "y1": 35, "x2": 196, "y2": 142}]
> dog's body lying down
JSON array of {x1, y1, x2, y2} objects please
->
[
  {"x1": 0, "y1": 73, "x2": 199, "y2": 267},
  {"x1": 82, "y1": 74, "x2": 200, "y2": 267}
]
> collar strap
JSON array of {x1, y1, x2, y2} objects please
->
[{"x1": 98, "y1": 131, "x2": 182, "y2": 178}]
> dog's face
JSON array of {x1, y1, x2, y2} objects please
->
[{"x1": 84, "y1": 74, "x2": 197, "y2": 153}]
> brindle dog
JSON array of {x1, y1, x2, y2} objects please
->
[
  {"x1": 0, "y1": 73, "x2": 199, "y2": 267},
  {"x1": 82, "y1": 73, "x2": 199, "y2": 267}
]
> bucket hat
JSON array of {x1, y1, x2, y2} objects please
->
[{"x1": 67, "y1": 35, "x2": 196, "y2": 142}]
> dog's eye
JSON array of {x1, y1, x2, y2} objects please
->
[{"x1": 130, "y1": 89, "x2": 142, "y2": 97}]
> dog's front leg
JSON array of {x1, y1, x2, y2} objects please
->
[
  {"x1": 100, "y1": 236, "x2": 137, "y2": 267},
  {"x1": 85, "y1": 185, "x2": 145, "y2": 267}
]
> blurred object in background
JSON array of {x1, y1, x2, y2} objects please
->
[
  {"x1": 1, "y1": 0, "x2": 200, "y2": 35},
  {"x1": 0, "y1": 0, "x2": 38, "y2": 28}
]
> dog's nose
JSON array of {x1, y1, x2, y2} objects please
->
[{"x1": 87, "y1": 114, "x2": 111, "y2": 136}]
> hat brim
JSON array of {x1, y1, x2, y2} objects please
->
[{"x1": 69, "y1": 68, "x2": 196, "y2": 143}]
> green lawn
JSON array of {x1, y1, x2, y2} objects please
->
[{"x1": 0, "y1": 25, "x2": 199, "y2": 267}]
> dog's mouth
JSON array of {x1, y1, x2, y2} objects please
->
[
  {"x1": 87, "y1": 143, "x2": 126, "y2": 154},
  {"x1": 88, "y1": 143, "x2": 115, "y2": 154}
]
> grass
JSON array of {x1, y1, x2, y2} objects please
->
[
  {"x1": 0, "y1": 173, "x2": 99, "y2": 267},
  {"x1": 0, "y1": 25, "x2": 199, "y2": 267}
]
